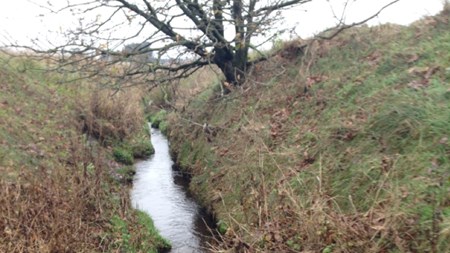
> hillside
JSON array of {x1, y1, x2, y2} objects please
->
[{"x1": 152, "y1": 9, "x2": 450, "y2": 253}]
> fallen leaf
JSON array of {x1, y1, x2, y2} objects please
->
[
  {"x1": 4, "y1": 227, "x2": 12, "y2": 235},
  {"x1": 274, "y1": 232, "x2": 283, "y2": 242},
  {"x1": 424, "y1": 66, "x2": 440, "y2": 79},
  {"x1": 407, "y1": 80, "x2": 427, "y2": 90},
  {"x1": 306, "y1": 75, "x2": 328, "y2": 87},
  {"x1": 365, "y1": 51, "x2": 382, "y2": 65},
  {"x1": 371, "y1": 225, "x2": 386, "y2": 231},
  {"x1": 408, "y1": 66, "x2": 429, "y2": 75},
  {"x1": 407, "y1": 54, "x2": 420, "y2": 63}
]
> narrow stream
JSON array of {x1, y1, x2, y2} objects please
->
[{"x1": 131, "y1": 127, "x2": 212, "y2": 253}]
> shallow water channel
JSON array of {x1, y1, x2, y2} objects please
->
[{"x1": 131, "y1": 127, "x2": 212, "y2": 253}]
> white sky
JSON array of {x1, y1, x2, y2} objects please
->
[
  {"x1": 0, "y1": 0, "x2": 445, "y2": 49},
  {"x1": 283, "y1": 0, "x2": 444, "y2": 38}
]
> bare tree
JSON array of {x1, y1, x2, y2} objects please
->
[{"x1": 6, "y1": 0, "x2": 400, "y2": 90}]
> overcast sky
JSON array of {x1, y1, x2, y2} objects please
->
[{"x1": 0, "y1": 0, "x2": 445, "y2": 49}]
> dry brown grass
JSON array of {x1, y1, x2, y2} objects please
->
[
  {"x1": 81, "y1": 86, "x2": 145, "y2": 142},
  {"x1": 145, "y1": 66, "x2": 223, "y2": 113},
  {"x1": 0, "y1": 56, "x2": 157, "y2": 252},
  {"x1": 0, "y1": 136, "x2": 115, "y2": 252}
]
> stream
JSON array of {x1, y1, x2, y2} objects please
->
[{"x1": 131, "y1": 127, "x2": 213, "y2": 253}]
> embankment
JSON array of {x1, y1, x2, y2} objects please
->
[
  {"x1": 159, "y1": 11, "x2": 450, "y2": 253},
  {"x1": 0, "y1": 55, "x2": 168, "y2": 252}
]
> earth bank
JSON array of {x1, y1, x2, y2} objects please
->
[{"x1": 151, "y1": 10, "x2": 450, "y2": 253}]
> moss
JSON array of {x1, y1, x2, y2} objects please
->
[
  {"x1": 127, "y1": 123, "x2": 155, "y2": 159},
  {"x1": 136, "y1": 211, "x2": 172, "y2": 251}
]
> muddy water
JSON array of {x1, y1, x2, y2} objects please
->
[{"x1": 131, "y1": 127, "x2": 213, "y2": 253}]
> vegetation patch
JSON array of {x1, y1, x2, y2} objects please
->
[
  {"x1": 148, "y1": 109, "x2": 168, "y2": 128},
  {"x1": 0, "y1": 54, "x2": 166, "y2": 252},
  {"x1": 161, "y1": 10, "x2": 450, "y2": 253},
  {"x1": 131, "y1": 138, "x2": 154, "y2": 159},
  {"x1": 129, "y1": 124, "x2": 154, "y2": 159},
  {"x1": 116, "y1": 166, "x2": 136, "y2": 184},
  {"x1": 113, "y1": 146, "x2": 134, "y2": 165},
  {"x1": 110, "y1": 211, "x2": 171, "y2": 252}
]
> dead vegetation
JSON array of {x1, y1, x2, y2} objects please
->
[
  {"x1": 80, "y1": 87, "x2": 145, "y2": 142},
  {"x1": 1, "y1": 143, "x2": 112, "y2": 252},
  {"x1": 0, "y1": 55, "x2": 167, "y2": 252}
]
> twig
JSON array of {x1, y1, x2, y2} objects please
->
[{"x1": 317, "y1": 0, "x2": 401, "y2": 40}]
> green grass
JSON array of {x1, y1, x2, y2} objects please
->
[
  {"x1": 113, "y1": 146, "x2": 135, "y2": 165},
  {"x1": 116, "y1": 165, "x2": 136, "y2": 183},
  {"x1": 147, "y1": 109, "x2": 172, "y2": 134},
  {"x1": 131, "y1": 138, "x2": 155, "y2": 158},
  {"x1": 164, "y1": 11, "x2": 450, "y2": 253},
  {"x1": 148, "y1": 109, "x2": 168, "y2": 128},
  {"x1": 112, "y1": 122, "x2": 154, "y2": 164},
  {"x1": 110, "y1": 211, "x2": 171, "y2": 253}
]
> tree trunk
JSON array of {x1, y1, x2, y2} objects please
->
[
  {"x1": 213, "y1": 46, "x2": 247, "y2": 89},
  {"x1": 211, "y1": 0, "x2": 249, "y2": 91}
]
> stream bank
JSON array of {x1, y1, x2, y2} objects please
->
[{"x1": 160, "y1": 11, "x2": 450, "y2": 252}]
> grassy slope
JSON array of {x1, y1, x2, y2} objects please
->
[
  {"x1": 165, "y1": 11, "x2": 450, "y2": 253},
  {"x1": 0, "y1": 56, "x2": 169, "y2": 252}
]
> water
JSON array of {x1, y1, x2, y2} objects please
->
[{"x1": 131, "y1": 127, "x2": 212, "y2": 253}]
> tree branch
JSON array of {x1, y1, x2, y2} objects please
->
[
  {"x1": 317, "y1": 0, "x2": 401, "y2": 40},
  {"x1": 258, "y1": 0, "x2": 313, "y2": 13},
  {"x1": 116, "y1": 0, "x2": 207, "y2": 57}
]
